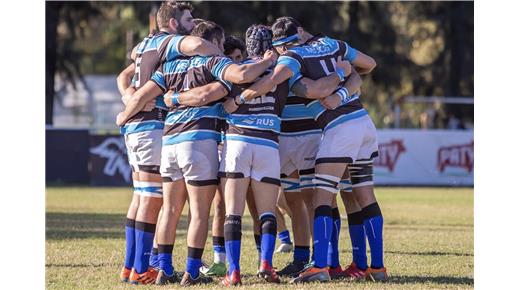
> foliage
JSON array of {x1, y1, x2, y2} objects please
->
[{"x1": 47, "y1": 1, "x2": 474, "y2": 128}]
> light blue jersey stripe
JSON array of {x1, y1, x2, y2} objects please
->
[
  {"x1": 281, "y1": 103, "x2": 315, "y2": 120},
  {"x1": 162, "y1": 130, "x2": 221, "y2": 146},
  {"x1": 226, "y1": 113, "x2": 281, "y2": 133},
  {"x1": 324, "y1": 109, "x2": 369, "y2": 132},
  {"x1": 121, "y1": 121, "x2": 164, "y2": 135},
  {"x1": 165, "y1": 104, "x2": 224, "y2": 125},
  {"x1": 224, "y1": 134, "x2": 279, "y2": 149}
]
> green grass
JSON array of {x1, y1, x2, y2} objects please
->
[{"x1": 46, "y1": 187, "x2": 473, "y2": 289}]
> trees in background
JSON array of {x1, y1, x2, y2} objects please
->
[{"x1": 46, "y1": 1, "x2": 473, "y2": 128}]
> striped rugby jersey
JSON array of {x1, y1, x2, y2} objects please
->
[
  {"x1": 151, "y1": 55, "x2": 233, "y2": 146},
  {"x1": 223, "y1": 58, "x2": 289, "y2": 149},
  {"x1": 121, "y1": 31, "x2": 185, "y2": 135},
  {"x1": 277, "y1": 35, "x2": 367, "y2": 132}
]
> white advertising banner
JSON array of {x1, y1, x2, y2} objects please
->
[{"x1": 373, "y1": 130, "x2": 473, "y2": 186}]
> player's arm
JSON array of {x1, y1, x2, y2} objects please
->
[
  {"x1": 239, "y1": 63, "x2": 294, "y2": 101},
  {"x1": 291, "y1": 59, "x2": 352, "y2": 99},
  {"x1": 222, "y1": 50, "x2": 276, "y2": 84},
  {"x1": 116, "y1": 81, "x2": 163, "y2": 126},
  {"x1": 172, "y1": 35, "x2": 223, "y2": 58},
  {"x1": 164, "y1": 82, "x2": 229, "y2": 107},
  {"x1": 320, "y1": 69, "x2": 363, "y2": 109},
  {"x1": 351, "y1": 50, "x2": 376, "y2": 75},
  {"x1": 116, "y1": 63, "x2": 135, "y2": 102}
]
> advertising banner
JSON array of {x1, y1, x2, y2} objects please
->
[{"x1": 374, "y1": 130, "x2": 473, "y2": 186}]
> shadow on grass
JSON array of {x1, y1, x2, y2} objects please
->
[
  {"x1": 46, "y1": 262, "x2": 119, "y2": 268},
  {"x1": 339, "y1": 249, "x2": 473, "y2": 257},
  {"x1": 385, "y1": 250, "x2": 473, "y2": 257},
  {"x1": 389, "y1": 275, "x2": 473, "y2": 285},
  {"x1": 46, "y1": 212, "x2": 254, "y2": 240}
]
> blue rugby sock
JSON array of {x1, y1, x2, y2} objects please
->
[
  {"x1": 277, "y1": 229, "x2": 292, "y2": 244},
  {"x1": 134, "y1": 221, "x2": 156, "y2": 274},
  {"x1": 260, "y1": 212, "x2": 277, "y2": 266},
  {"x1": 293, "y1": 245, "x2": 310, "y2": 263},
  {"x1": 186, "y1": 247, "x2": 203, "y2": 279},
  {"x1": 313, "y1": 205, "x2": 332, "y2": 269},
  {"x1": 149, "y1": 247, "x2": 159, "y2": 268},
  {"x1": 347, "y1": 211, "x2": 367, "y2": 270},
  {"x1": 157, "y1": 244, "x2": 174, "y2": 276},
  {"x1": 362, "y1": 202, "x2": 384, "y2": 269},
  {"x1": 124, "y1": 218, "x2": 136, "y2": 269},
  {"x1": 327, "y1": 207, "x2": 341, "y2": 268},
  {"x1": 224, "y1": 215, "x2": 242, "y2": 274}
]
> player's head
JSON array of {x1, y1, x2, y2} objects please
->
[
  {"x1": 271, "y1": 16, "x2": 305, "y2": 54},
  {"x1": 156, "y1": 1, "x2": 195, "y2": 35},
  {"x1": 245, "y1": 24, "x2": 273, "y2": 58},
  {"x1": 192, "y1": 18, "x2": 205, "y2": 26},
  {"x1": 190, "y1": 20, "x2": 225, "y2": 53},
  {"x1": 224, "y1": 36, "x2": 246, "y2": 63}
]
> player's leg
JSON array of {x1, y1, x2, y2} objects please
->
[
  {"x1": 245, "y1": 187, "x2": 262, "y2": 266},
  {"x1": 154, "y1": 144, "x2": 188, "y2": 285},
  {"x1": 178, "y1": 139, "x2": 219, "y2": 285},
  {"x1": 275, "y1": 193, "x2": 294, "y2": 253},
  {"x1": 250, "y1": 144, "x2": 282, "y2": 283},
  {"x1": 219, "y1": 139, "x2": 252, "y2": 286},
  {"x1": 351, "y1": 116, "x2": 387, "y2": 281},
  {"x1": 293, "y1": 123, "x2": 354, "y2": 283},
  {"x1": 328, "y1": 195, "x2": 344, "y2": 279},
  {"x1": 132, "y1": 171, "x2": 163, "y2": 277},
  {"x1": 127, "y1": 130, "x2": 164, "y2": 284},
  {"x1": 120, "y1": 169, "x2": 140, "y2": 282},
  {"x1": 339, "y1": 174, "x2": 367, "y2": 280},
  {"x1": 203, "y1": 187, "x2": 227, "y2": 276},
  {"x1": 220, "y1": 176, "x2": 249, "y2": 286},
  {"x1": 154, "y1": 178, "x2": 187, "y2": 284},
  {"x1": 277, "y1": 171, "x2": 311, "y2": 277}
]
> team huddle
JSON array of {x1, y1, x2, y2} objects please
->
[{"x1": 115, "y1": 1, "x2": 386, "y2": 286}]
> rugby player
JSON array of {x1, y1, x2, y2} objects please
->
[
  {"x1": 224, "y1": 35, "x2": 246, "y2": 63},
  {"x1": 218, "y1": 23, "x2": 350, "y2": 285},
  {"x1": 116, "y1": 20, "x2": 277, "y2": 285},
  {"x1": 115, "y1": 1, "x2": 225, "y2": 285},
  {"x1": 233, "y1": 16, "x2": 380, "y2": 283}
]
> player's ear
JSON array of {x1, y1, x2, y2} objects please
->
[
  {"x1": 297, "y1": 27, "x2": 305, "y2": 40},
  {"x1": 169, "y1": 18, "x2": 178, "y2": 30}
]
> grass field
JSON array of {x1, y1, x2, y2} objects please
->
[{"x1": 46, "y1": 187, "x2": 473, "y2": 289}]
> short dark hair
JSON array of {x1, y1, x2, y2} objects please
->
[
  {"x1": 156, "y1": 1, "x2": 193, "y2": 29},
  {"x1": 190, "y1": 20, "x2": 225, "y2": 43},
  {"x1": 224, "y1": 36, "x2": 246, "y2": 56},
  {"x1": 245, "y1": 24, "x2": 273, "y2": 57},
  {"x1": 271, "y1": 16, "x2": 302, "y2": 44},
  {"x1": 192, "y1": 18, "x2": 205, "y2": 26}
]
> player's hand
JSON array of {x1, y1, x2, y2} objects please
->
[
  {"x1": 223, "y1": 97, "x2": 239, "y2": 114},
  {"x1": 116, "y1": 112, "x2": 127, "y2": 127},
  {"x1": 320, "y1": 94, "x2": 341, "y2": 110},
  {"x1": 142, "y1": 100, "x2": 156, "y2": 111},
  {"x1": 263, "y1": 50, "x2": 277, "y2": 65},
  {"x1": 336, "y1": 58, "x2": 352, "y2": 77}
]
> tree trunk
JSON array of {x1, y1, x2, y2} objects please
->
[{"x1": 46, "y1": 2, "x2": 60, "y2": 126}]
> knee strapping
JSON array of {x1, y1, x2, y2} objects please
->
[
  {"x1": 259, "y1": 212, "x2": 277, "y2": 235},
  {"x1": 312, "y1": 174, "x2": 341, "y2": 194},
  {"x1": 339, "y1": 179, "x2": 353, "y2": 192},
  {"x1": 281, "y1": 178, "x2": 300, "y2": 192},
  {"x1": 134, "y1": 181, "x2": 163, "y2": 197},
  {"x1": 348, "y1": 161, "x2": 374, "y2": 188}
]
